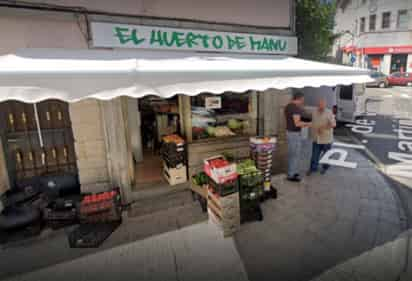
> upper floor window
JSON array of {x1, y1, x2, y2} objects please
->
[
  {"x1": 397, "y1": 10, "x2": 408, "y2": 29},
  {"x1": 382, "y1": 12, "x2": 391, "y2": 29},
  {"x1": 360, "y1": 17, "x2": 366, "y2": 33},
  {"x1": 369, "y1": 14, "x2": 376, "y2": 31},
  {"x1": 361, "y1": 0, "x2": 367, "y2": 5}
]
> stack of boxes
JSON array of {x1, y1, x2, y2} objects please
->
[
  {"x1": 250, "y1": 137, "x2": 277, "y2": 193},
  {"x1": 161, "y1": 134, "x2": 187, "y2": 186},
  {"x1": 237, "y1": 162, "x2": 264, "y2": 223},
  {"x1": 204, "y1": 155, "x2": 240, "y2": 237}
]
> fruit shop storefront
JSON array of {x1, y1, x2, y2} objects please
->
[{"x1": 0, "y1": 46, "x2": 372, "y2": 208}]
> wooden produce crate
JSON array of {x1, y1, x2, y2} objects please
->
[
  {"x1": 190, "y1": 182, "x2": 208, "y2": 199},
  {"x1": 163, "y1": 163, "x2": 187, "y2": 186},
  {"x1": 207, "y1": 189, "x2": 240, "y2": 237}
]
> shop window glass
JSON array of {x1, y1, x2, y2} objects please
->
[
  {"x1": 191, "y1": 92, "x2": 254, "y2": 140},
  {"x1": 340, "y1": 85, "x2": 353, "y2": 100},
  {"x1": 369, "y1": 14, "x2": 376, "y2": 31},
  {"x1": 382, "y1": 12, "x2": 391, "y2": 29},
  {"x1": 397, "y1": 10, "x2": 408, "y2": 29}
]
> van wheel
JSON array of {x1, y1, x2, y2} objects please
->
[{"x1": 378, "y1": 82, "x2": 386, "y2": 88}]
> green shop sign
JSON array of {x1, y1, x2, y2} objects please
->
[{"x1": 91, "y1": 22, "x2": 297, "y2": 55}]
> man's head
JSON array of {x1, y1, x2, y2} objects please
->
[
  {"x1": 318, "y1": 98, "x2": 326, "y2": 111},
  {"x1": 291, "y1": 92, "x2": 304, "y2": 106}
]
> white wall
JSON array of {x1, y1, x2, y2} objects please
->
[
  {"x1": 334, "y1": 0, "x2": 412, "y2": 50},
  {"x1": 19, "y1": 0, "x2": 291, "y2": 28},
  {"x1": 0, "y1": 14, "x2": 87, "y2": 55}
]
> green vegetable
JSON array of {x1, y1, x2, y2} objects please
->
[
  {"x1": 206, "y1": 126, "x2": 216, "y2": 136},
  {"x1": 236, "y1": 159, "x2": 258, "y2": 175},
  {"x1": 192, "y1": 172, "x2": 208, "y2": 186},
  {"x1": 228, "y1": 119, "x2": 241, "y2": 130}
]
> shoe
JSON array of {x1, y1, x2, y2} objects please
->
[{"x1": 287, "y1": 175, "x2": 301, "y2": 182}]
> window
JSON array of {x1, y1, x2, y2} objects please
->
[
  {"x1": 397, "y1": 10, "x2": 408, "y2": 29},
  {"x1": 361, "y1": 0, "x2": 367, "y2": 5},
  {"x1": 369, "y1": 14, "x2": 376, "y2": 31},
  {"x1": 340, "y1": 85, "x2": 353, "y2": 100},
  {"x1": 382, "y1": 12, "x2": 391, "y2": 29},
  {"x1": 360, "y1": 17, "x2": 366, "y2": 32},
  {"x1": 191, "y1": 92, "x2": 255, "y2": 140}
]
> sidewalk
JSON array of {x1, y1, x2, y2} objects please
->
[
  {"x1": 0, "y1": 140, "x2": 408, "y2": 281},
  {"x1": 311, "y1": 230, "x2": 410, "y2": 281},
  {"x1": 235, "y1": 140, "x2": 407, "y2": 281},
  {"x1": 3, "y1": 221, "x2": 249, "y2": 281}
]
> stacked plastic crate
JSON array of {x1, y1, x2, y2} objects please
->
[
  {"x1": 79, "y1": 189, "x2": 122, "y2": 223},
  {"x1": 161, "y1": 134, "x2": 187, "y2": 186},
  {"x1": 204, "y1": 155, "x2": 240, "y2": 237},
  {"x1": 250, "y1": 137, "x2": 277, "y2": 199},
  {"x1": 237, "y1": 159, "x2": 264, "y2": 223}
]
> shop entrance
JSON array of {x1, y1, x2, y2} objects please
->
[
  {"x1": 0, "y1": 100, "x2": 78, "y2": 190},
  {"x1": 134, "y1": 96, "x2": 180, "y2": 188},
  {"x1": 390, "y1": 54, "x2": 408, "y2": 73}
]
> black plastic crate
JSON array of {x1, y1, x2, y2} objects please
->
[
  {"x1": 239, "y1": 185, "x2": 263, "y2": 200},
  {"x1": 240, "y1": 199, "x2": 263, "y2": 224},
  {"x1": 238, "y1": 171, "x2": 264, "y2": 189},
  {"x1": 68, "y1": 222, "x2": 120, "y2": 248},
  {"x1": 160, "y1": 143, "x2": 185, "y2": 155},
  {"x1": 162, "y1": 155, "x2": 186, "y2": 168},
  {"x1": 208, "y1": 177, "x2": 239, "y2": 197},
  {"x1": 43, "y1": 207, "x2": 77, "y2": 221}
]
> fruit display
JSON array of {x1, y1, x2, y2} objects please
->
[
  {"x1": 227, "y1": 119, "x2": 242, "y2": 130},
  {"x1": 162, "y1": 134, "x2": 185, "y2": 145},
  {"x1": 161, "y1": 134, "x2": 186, "y2": 169},
  {"x1": 214, "y1": 126, "x2": 235, "y2": 137}
]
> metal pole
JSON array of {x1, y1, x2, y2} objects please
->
[{"x1": 33, "y1": 103, "x2": 44, "y2": 147}]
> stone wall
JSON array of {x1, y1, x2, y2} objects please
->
[{"x1": 69, "y1": 100, "x2": 110, "y2": 193}]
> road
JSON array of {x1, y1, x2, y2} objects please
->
[{"x1": 348, "y1": 85, "x2": 412, "y2": 188}]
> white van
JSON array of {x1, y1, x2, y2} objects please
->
[{"x1": 301, "y1": 84, "x2": 365, "y2": 123}]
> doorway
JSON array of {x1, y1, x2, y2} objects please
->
[
  {"x1": 390, "y1": 54, "x2": 408, "y2": 73},
  {"x1": 134, "y1": 96, "x2": 180, "y2": 188},
  {"x1": 0, "y1": 100, "x2": 78, "y2": 190}
]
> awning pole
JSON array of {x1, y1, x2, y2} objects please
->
[{"x1": 33, "y1": 103, "x2": 44, "y2": 147}]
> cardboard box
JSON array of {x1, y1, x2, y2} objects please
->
[{"x1": 203, "y1": 155, "x2": 237, "y2": 184}]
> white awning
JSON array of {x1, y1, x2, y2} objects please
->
[{"x1": 0, "y1": 49, "x2": 372, "y2": 103}]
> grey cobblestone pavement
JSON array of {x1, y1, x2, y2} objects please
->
[
  {"x1": 235, "y1": 141, "x2": 407, "y2": 281},
  {"x1": 0, "y1": 139, "x2": 407, "y2": 281},
  {"x1": 311, "y1": 230, "x2": 410, "y2": 281},
  {"x1": 2, "y1": 221, "x2": 248, "y2": 281}
]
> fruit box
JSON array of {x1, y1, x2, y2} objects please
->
[{"x1": 203, "y1": 155, "x2": 238, "y2": 184}]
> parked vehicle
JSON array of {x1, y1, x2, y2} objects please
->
[
  {"x1": 388, "y1": 72, "x2": 412, "y2": 87},
  {"x1": 302, "y1": 84, "x2": 365, "y2": 123},
  {"x1": 366, "y1": 71, "x2": 388, "y2": 88}
]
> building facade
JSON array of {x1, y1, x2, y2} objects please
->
[
  {"x1": 0, "y1": 0, "x2": 295, "y2": 202},
  {"x1": 333, "y1": 0, "x2": 412, "y2": 74}
]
